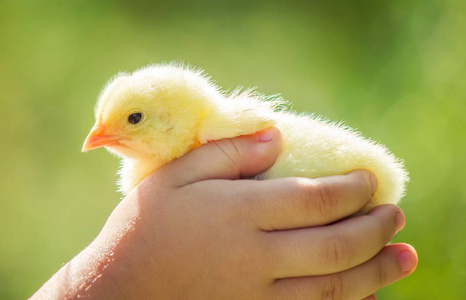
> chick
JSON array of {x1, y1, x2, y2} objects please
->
[{"x1": 83, "y1": 64, "x2": 408, "y2": 212}]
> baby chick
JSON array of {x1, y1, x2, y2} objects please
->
[{"x1": 83, "y1": 64, "x2": 408, "y2": 212}]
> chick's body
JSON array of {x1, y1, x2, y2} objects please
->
[
  {"x1": 83, "y1": 64, "x2": 408, "y2": 212},
  {"x1": 260, "y1": 113, "x2": 407, "y2": 211}
]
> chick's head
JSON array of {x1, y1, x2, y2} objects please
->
[{"x1": 82, "y1": 65, "x2": 217, "y2": 164}]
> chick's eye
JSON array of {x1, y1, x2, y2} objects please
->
[{"x1": 128, "y1": 113, "x2": 142, "y2": 124}]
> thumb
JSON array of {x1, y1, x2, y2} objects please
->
[{"x1": 160, "y1": 127, "x2": 282, "y2": 186}]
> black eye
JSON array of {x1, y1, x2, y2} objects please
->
[{"x1": 128, "y1": 113, "x2": 142, "y2": 124}]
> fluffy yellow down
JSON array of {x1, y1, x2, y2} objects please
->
[{"x1": 86, "y1": 63, "x2": 408, "y2": 212}]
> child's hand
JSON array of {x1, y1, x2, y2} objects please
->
[{"x1": 32, "y1": 127, "x2": 417, "y2": 300}]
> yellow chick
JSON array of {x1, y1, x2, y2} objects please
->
[{"x1": 83, "y1": 64, "x2": 408, "y2": 212}]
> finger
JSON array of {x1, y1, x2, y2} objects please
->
[
  {"x1": 157, "y1": 127, "x2": 283, "y2": 186},
  {"x1": 244, "y1": 170, "x2": 377, "y2": 230},
  {"x1": 363, "y1": 294, "x2": 377, "y2": 300},
  {"x1": 270, "y1": 243, "x2": 417, "y2": 300},
  {"x1": 266, "y1": 204, "x2": 405, "y2": 278}
]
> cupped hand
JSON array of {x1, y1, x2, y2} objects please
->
[{"x1": 32, "y1": 127, "x2": 417, "y2": 300}]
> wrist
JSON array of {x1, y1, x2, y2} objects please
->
[{"x1": 31, "y1": 241, "x2": 123, "y2": 299}]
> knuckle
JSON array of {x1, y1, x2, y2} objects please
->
[
  {"x1": 212, "y1": 139, "x2": 242, "y2": 168},
  {"x1": 321, "y1": 274, "x2": 345, "y2": 300},
  {"x1": 301, "y1": 179, "x2": 339, "y2": 219},
  {"x1": 376, "y1": 259, "x2": 388, "y2": 286},
  {"x1": 325, "y1": 233, "x2": 352, "y2": 269}
]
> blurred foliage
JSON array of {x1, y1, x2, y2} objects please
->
[{"x1": 1, "y1": 0, "x2": 465, "y2": 299}]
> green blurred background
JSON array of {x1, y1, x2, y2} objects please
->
[{"x1": 1, "y1": 0, "x2": 465, "y2": 299}]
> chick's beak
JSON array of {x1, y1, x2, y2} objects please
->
[{"x1": 82, "y1": 122, "x2": 120, "y2": 152}]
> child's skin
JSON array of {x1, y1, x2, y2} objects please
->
[{"x1": 32, "y1": 127, "x2": 417, "y2": 299}]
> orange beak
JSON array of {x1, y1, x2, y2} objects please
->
[{"x1": 82, "y1": 122, "x2": 121, "y2": 152}]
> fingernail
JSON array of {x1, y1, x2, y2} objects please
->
[
  {"x1": 254, "y1": 127, "x2": 276, "y2": 143},
  {"x1": 398, "y1": 250, "x2": 416, "y2": 274},
  {"x1": 369, "y1": 173, "x2": 378, "y2": 195},
  {"x1": 395, "y1": 211, "x2": 405, "y2": 232}
]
